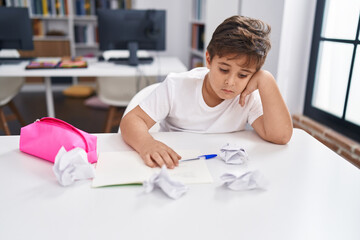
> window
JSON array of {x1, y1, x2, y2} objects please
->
[{"x1": 304, "y1": 0, "x2": 360, "y2": 142}]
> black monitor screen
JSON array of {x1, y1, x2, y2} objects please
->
[
  {"x1": 97, "y1": 9, "x2": 166, "y2": 65},
  {"x1": 0, "y1": 7, "x2": 34, "y2": 50}
]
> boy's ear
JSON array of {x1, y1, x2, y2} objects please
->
[{"x1": 205, "y1": 51, "x2": 211, "y2": 68}]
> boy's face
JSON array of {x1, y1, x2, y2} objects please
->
[{"x1": 205, "y1": 51, "x2": 257, "y2": 103}]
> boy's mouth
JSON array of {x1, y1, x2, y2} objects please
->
[{"x1": 221, "y1": 89, "x2": 234, "y2": 94}]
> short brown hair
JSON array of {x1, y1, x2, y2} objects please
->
[{"x1": 207, "y1": 15, "x2": 271, "y2": 70}]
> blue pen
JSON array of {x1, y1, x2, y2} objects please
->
[{"x1": 179, "y1": 154, "x2": 217, "y2": 162}]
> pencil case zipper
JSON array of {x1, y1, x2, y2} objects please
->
[{"x1": 35, "y1": 117, "x2": 89, "y2": 152}]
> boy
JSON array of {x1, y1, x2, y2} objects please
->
[{"x1": 120, "y1": 16, "x2": 293, "y2": 169}]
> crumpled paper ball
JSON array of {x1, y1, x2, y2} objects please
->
[
  {"x1": 143, "y1": 165, "x2": 188, "y2": 199},
  {"x1": 219, "y1": 143, "x2": 249, "y2": 164},
  {"x1": 220, "y1": 171, "x2": 267, "y2": 191},
  {"x1": 53, "y1": 147, "x2": 95, "y2": 186}
]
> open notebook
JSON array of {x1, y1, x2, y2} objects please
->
[{"x1": 92, "y1": 150, "x2": 213, "y2": 187}]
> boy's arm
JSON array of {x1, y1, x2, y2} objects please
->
[
  {"x1": 240, "y1": 70, "x2": 293, "y2": 144},
  {"x1": 120, "y1": 106, "x2": 181, "y2": 169}
]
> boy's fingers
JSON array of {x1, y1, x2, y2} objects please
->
[
  {"x1": 143, "y1": 154, "x2": 156, "y2": 168},
  {"x1": 159, "y1": 143, "x2": 180, "y2": 167},
  {"x1": 159, "y1": 151, "x2": 175, "y2": 169},
  {"x1": 168, "y1": 149, "x2": 181, "y2": 166},
  {"x1": 151, "y1": 152, "x2": 165, "y2": 168},
  {"x1": 239, "y1": 90, "x2": 249, "y2": 106}
]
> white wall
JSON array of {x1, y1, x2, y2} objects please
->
[
  {"x1": 203, "y1": 0, "x2": 240, "y2": 49},
  {"x1": 276, "y1": 0, "x2": 317, "y2": 114},
  {"x1": 132, "y1": 0, "x2": 192, "y2": 69},
  {"x1": 240, "y1": 0, "x2": 317, "y2": 115},
  {"x1": 240, "y1": 0, "x2": 285, "y2": 78}
]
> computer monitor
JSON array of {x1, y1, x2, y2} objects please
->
[
  {"x1": 97, "y1": 9, "x2": 166, "y2": 66},
  {"x1": 0, "y1": 7, "x2": 34, "y2": 50}
]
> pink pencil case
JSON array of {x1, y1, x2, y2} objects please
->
[{"x1": 20, "y1": 117, "x2": 97, "y2": 163}]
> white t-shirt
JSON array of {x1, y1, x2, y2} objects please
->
[{"x1": 139, "y1": 67, "x2": 263, "y2": 133}]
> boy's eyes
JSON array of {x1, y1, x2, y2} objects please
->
[
  {"x1": 219, "y1": 68, "x2": 248, "y2": 78},
  {"x1": 219, "y1": 68, "x2": 229, "y2": 73}
]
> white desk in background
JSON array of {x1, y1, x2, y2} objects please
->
[
  {"x1": 0, "y1": 56, "x2": 187, "y2": 118},
  {"x1": 0, "y1": 129, "x2": 359, "y2": 240}
]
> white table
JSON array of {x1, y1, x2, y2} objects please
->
[
  {"x1": 0, "y1": 129, "x2": 359, "y2": 240},
  {"x1": 0, "y1": 56, "x2": 187, "y2": 117}
]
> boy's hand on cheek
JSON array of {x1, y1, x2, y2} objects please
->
[
  {"x1": 239, "y1": 70, "x2": 267, "y2": 106},
  {"x1": 139, "y1": 139, "x2": 181, "y2": 169}
]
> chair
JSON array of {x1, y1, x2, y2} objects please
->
[
  {"x1": 97, "y1": 76, "x2": 159, "y2": 133},
  {"x1": 120, "y1": 83, "x2": 161, "y2": 133},
  {"x1": 96, "y1": 77, "x2": 137, "y2": 133},
  {"x1": 0, "y1": 78, "x2": 26, "y2": 135}
]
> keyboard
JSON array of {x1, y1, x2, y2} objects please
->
[
  {"x1": 100, "y1": 56, "x2": 154, "y2": 65},
  {"x1": 0, "y1": 57, "x2": 35, "y2": 61},
  {"x1": 0, "y1": 57, "x2": 35, "y2": 64}
]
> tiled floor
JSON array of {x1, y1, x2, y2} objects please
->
[{"x1": 1, "y1": 90, "x2": 125, "y2": 135}]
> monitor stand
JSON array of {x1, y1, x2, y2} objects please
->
[
  {"x1": 128, "y1": 42, "x2": 139, "y2": 66},
  {"x1": 126, "y1": 42, "x2": 154, "y2": 65}
]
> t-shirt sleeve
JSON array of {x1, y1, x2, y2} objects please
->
[
  {"x1": 138, "y1": 77, "x2": 172, "y2": 122},
  {"x1": 247, "y1": 90, "x2": 263, "y2": 125}
]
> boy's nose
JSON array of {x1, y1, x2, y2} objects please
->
[{"x1": 225, "y1": 74, "x2": 236, "y2": 86}]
